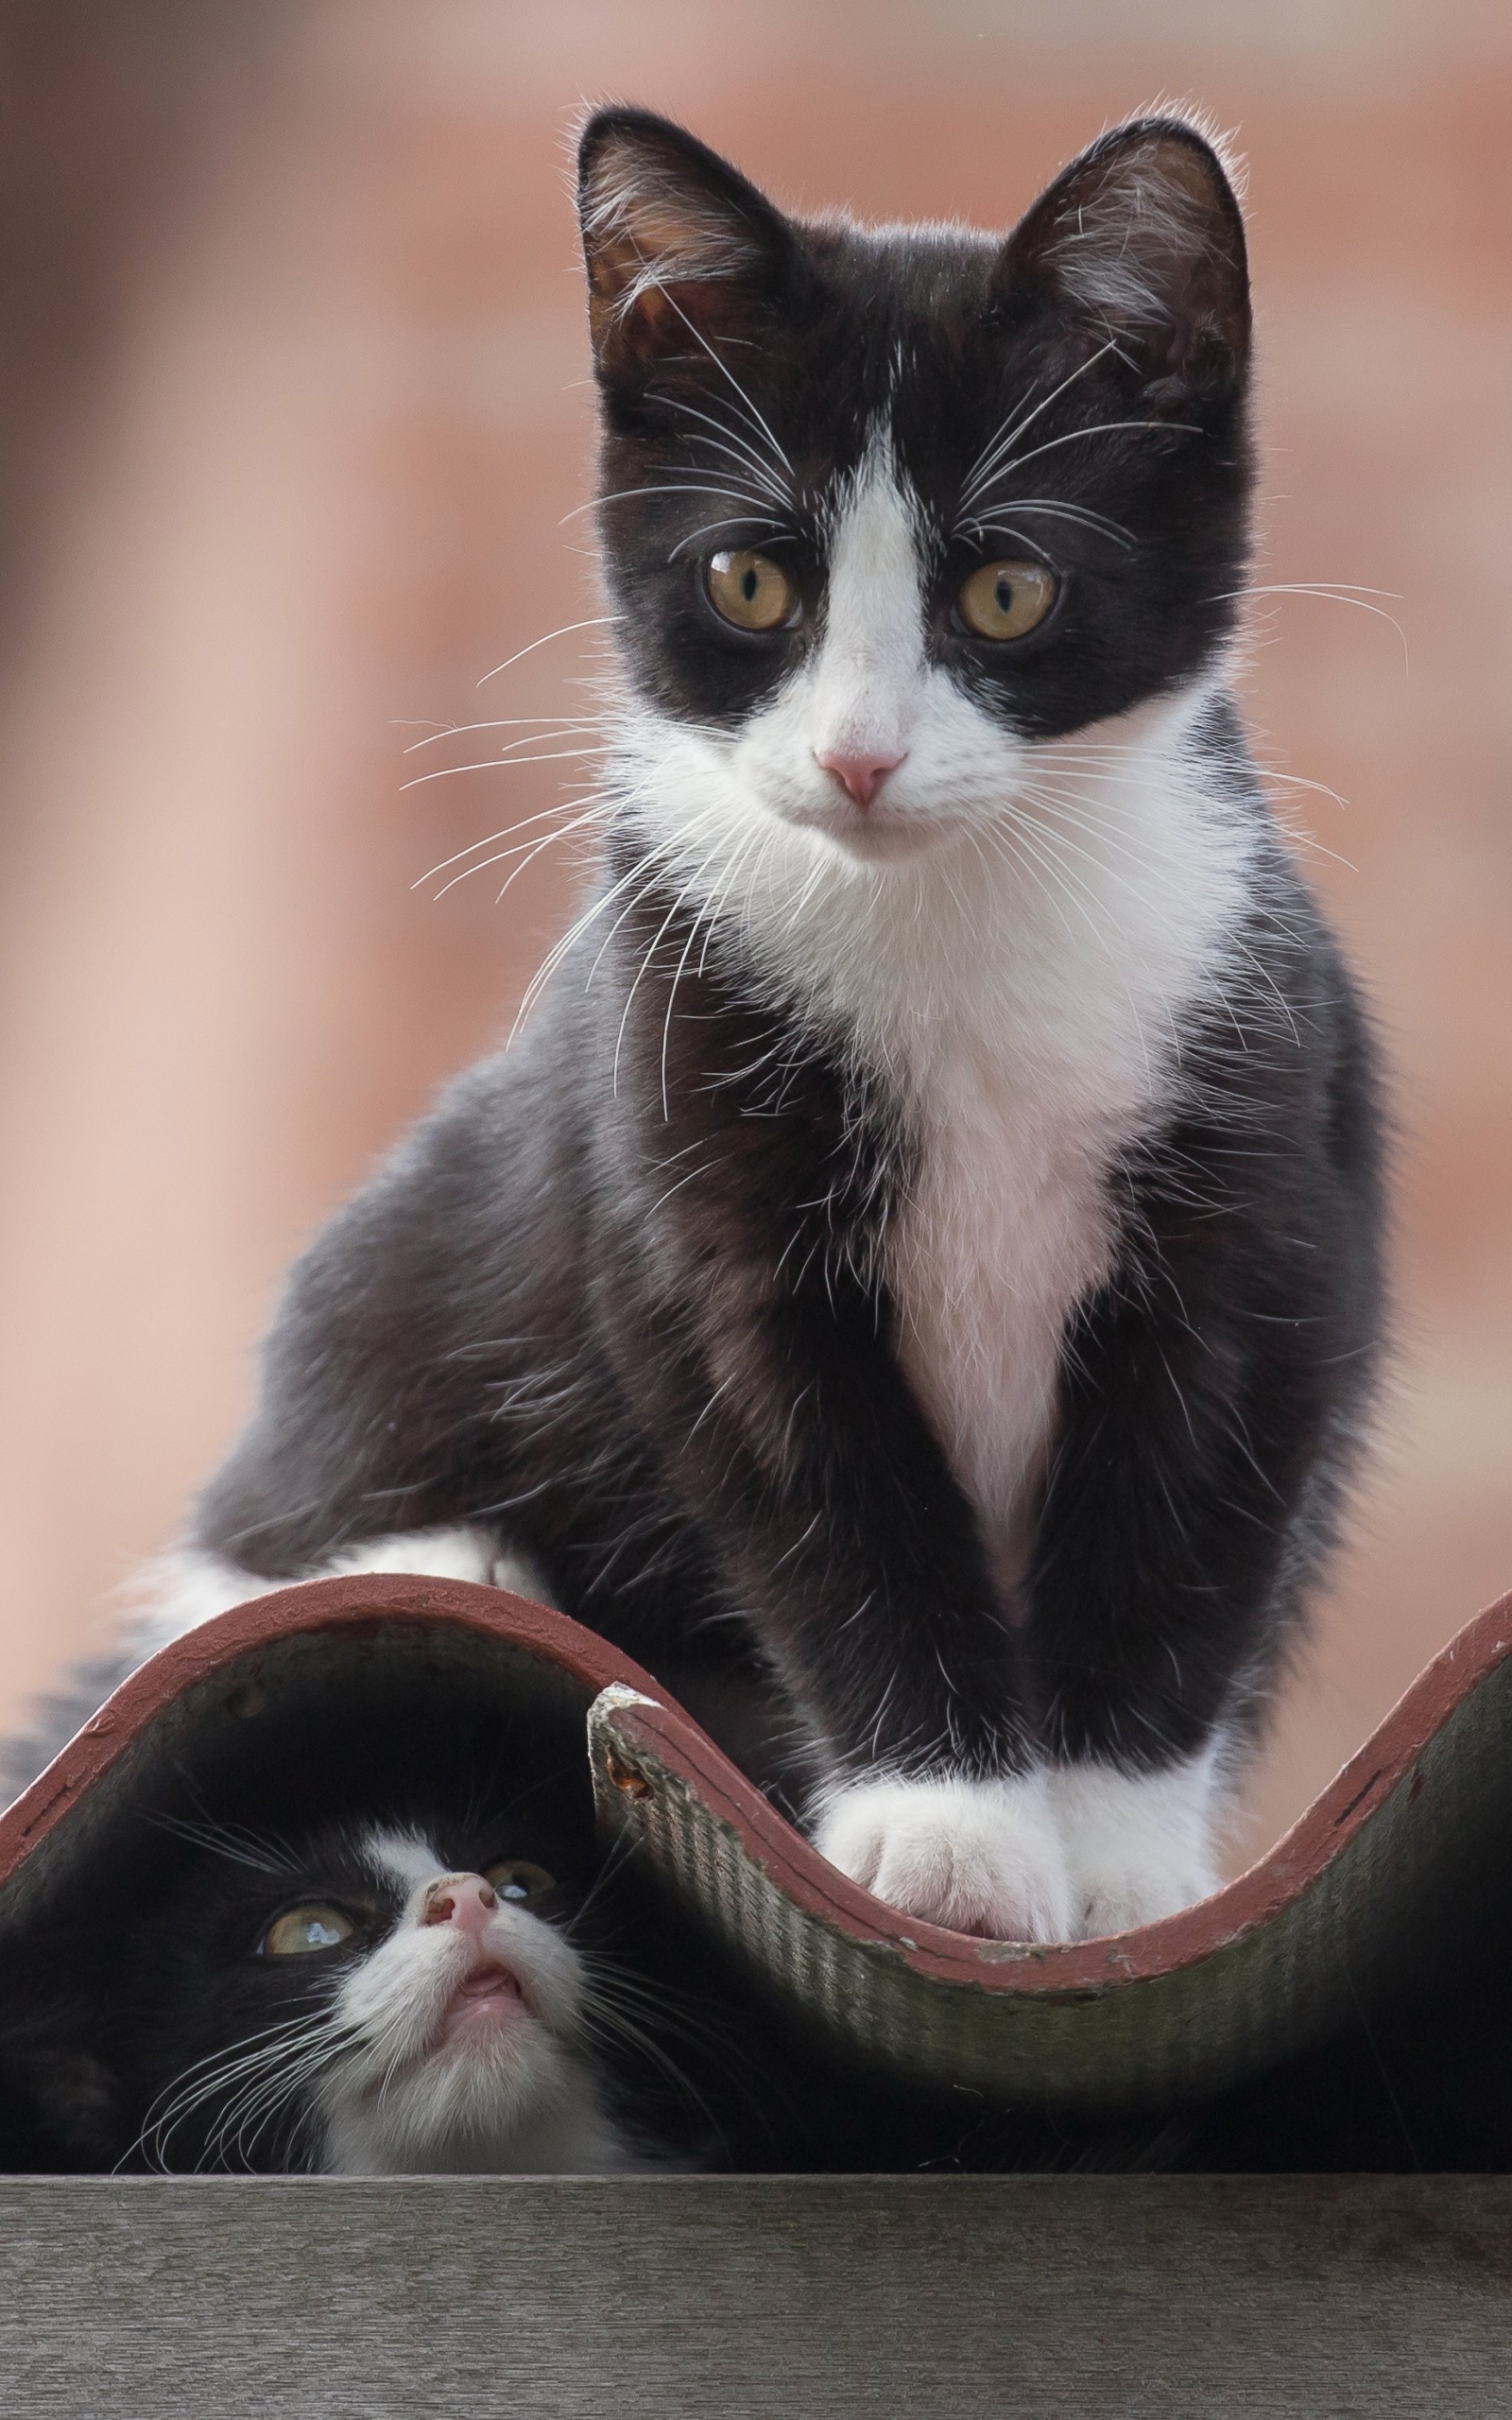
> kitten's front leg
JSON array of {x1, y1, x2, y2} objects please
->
[
  {"x1": 1045, "y1": 1752, "x2": 1223, "y2": 1939},
  {"x1": 814, "y1": 1769, "x2": 1072, "y2": 1941},
  {"x1": 596, "y1": 1239, "x2": 1074, "y2": 1937}
]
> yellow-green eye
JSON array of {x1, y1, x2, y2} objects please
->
[
  {"x1": 705, "y1": 549, "x2": 797, "y2": 633},
  {"x1": 956, "y1": 559, "x2": 1057, "y2": 641},
  {"x1": 482, "y1": 1858, "x2": 558, "y2": 1907},
  {"x1": 260, "y1": 1904, "x2": 357, "y2": 1958}
]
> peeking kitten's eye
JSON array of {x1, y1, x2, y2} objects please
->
[
  {"x1": 260, "y1": 1904, "x2": 358, "y2": 1958},
  {"x1": 482, "y1": 1858, "x2": 558, "y2": 1908},
  {"x1": 955, "y1": 559, "x2": 1057, "y2": 642},
  {"x1": 705, "y1": 549, "x2": 797, "y2": 633}
]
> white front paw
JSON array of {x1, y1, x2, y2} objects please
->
[
  {"x1": 813, "y1": 1772, "x2": 1074, "y2": 1942},
  {"x1": 1049, "y1": 1755, "x2": 1223, "y2": 1939}
]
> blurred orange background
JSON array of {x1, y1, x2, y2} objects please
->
[{"x1": 0, "y1": 0, "x2": 1506, "y2": 1870}]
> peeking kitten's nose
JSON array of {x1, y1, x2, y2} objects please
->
[
  {"x1": 420, "y1": 1873, "x2": 498, "y2": 1942},
  {"x1": 815, "y1": 747, "x2": 905, "y2": 809}
]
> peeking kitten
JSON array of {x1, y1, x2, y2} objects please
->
[
  {"x1": 2, "y1": 1797, "x2": 649, "y2": 2175},
  {"x1": 118, "y1": 109, "x2": 1383, "y2": 1945}
]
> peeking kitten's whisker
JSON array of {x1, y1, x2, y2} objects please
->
[
  {"x1": 208, "y1": 2031, "x2": 351, "y2": 2172},
  {"x1": 576, "y1": 1996, "x2": 736, "y2": 2160},
  {"x1": 148, "y1": 1812, "x2": 288, "y2": 1875},
  {"x1": 151, "y1": 1795, "x2": 307, "y2": 1877},
  {"x1": 129, "y1": 2014, "x2": 353, "y2": 2174},
  {"x1": 476, "y1": 615, "x2": 621, "y2": 688}
]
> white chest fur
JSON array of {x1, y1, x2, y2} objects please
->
[
  {"x1": 624, "y1": 677, "x2": 1258, "y2": 1575},
  {"x1": 871, "y1": 709, "x2": 1256, "y2": 1569},
  {"x1": 886, "y1": 1037, "x2": 1119, "y2": 1585}
]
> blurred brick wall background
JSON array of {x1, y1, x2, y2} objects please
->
[{"x1": 0, "y1": 0, "x2": 1506, "y2": 1869}]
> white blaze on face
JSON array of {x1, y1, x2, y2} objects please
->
[
  {"x1": 314, "y1": 1829, "x2": 631, "y2": 2177},
  {"x1": 807, "y1": 441, "x2": 927, "y2": 777},
  {"x1": 697, "y1": 425, "x2": 1038, "y2": 863}
]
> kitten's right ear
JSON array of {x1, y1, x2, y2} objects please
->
[
  {"x1": 576, "y1": 110, "x2": 794, "y2": 388},
  {"x1": 992, "y1": 116, "x2": 1250, "y2": 407}
]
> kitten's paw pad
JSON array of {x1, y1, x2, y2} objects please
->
[
  {"x1": 1049, "y1": 1758, "x2": 1221, "y2": 1940},
  {"x1": 814, "y1": 1773, "x2": 1073, "y2": 1941}
]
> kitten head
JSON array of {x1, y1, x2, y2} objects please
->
[
  {"x1": 263, "y1": 1823, "x2": 613, "y2": 2175},
  {"x1": 5, "y1": 1795, "x2": 635, "y2": 2176},
  {"x1": 577, "y1": 108, "x2": 1251, "y2": 866}
]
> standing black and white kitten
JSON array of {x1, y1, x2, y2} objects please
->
[{"x1": 129, "y1": 110, "x2": 1384, "y2": 1942}]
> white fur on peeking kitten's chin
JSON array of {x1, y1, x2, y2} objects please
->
[
  {"x1": 316, "y1": 1829, "x2": 638, "y2": 2177},
  {"x1": 814, "y1": 1770, "x2": 1074, "y2": 1941},
  {"x1": 1048, "y1": 1747, "x2": 1227, "y2": 1939},
  {"x1": 132, "y1": 1528, "x2": 554, "y2": 1657}
]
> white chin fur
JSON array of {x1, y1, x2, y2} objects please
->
[
  {"x1": 1048, "y1": 1749, "x2": 1226, "y2": 1939},
  {"x1": 318, "y1": 1853, "x2": 636, "y2": 2177},
  {"x1": 130, "y1": 1529, "x2": 554, "y2": 1658},
  {"x1": 814, "y1": 1770, "x2": 1074, "y2": 1942}
]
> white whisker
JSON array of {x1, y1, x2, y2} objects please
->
[
  {"x1": 959, "y1": 337, "x2": 1123, "y2": 508},
  {"x1": 476, "y1": 615, "x2": 621, "y2": 688}
]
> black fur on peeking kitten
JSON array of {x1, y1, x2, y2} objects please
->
[
  {"x1": 0, "y1": 1688, "x2": 1164, "y2": 2176},
  {"x1": 158, "y1": 112, "x2": 1387, "y2": 1833}
]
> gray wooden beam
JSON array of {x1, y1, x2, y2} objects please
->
[{"x1": 3, "y1": 2175, "x2": 1508, "y2": 2418}]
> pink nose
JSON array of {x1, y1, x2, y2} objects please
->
[
  {"x1": 420, "y1": 1874, "x2": 498, "y2": 1943},
  {"x1": 815, "y1": 747, "x2": 905, "y2": 809}
]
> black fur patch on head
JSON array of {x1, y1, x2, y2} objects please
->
[
  {"x1": 577, "y1": 106, "x2": 1252, "y2": 740},
  {"x1": 0, "y1": 1698, "x2": 602, "y2": 2175}
]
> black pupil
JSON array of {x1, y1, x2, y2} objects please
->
[
  {"x1": 739, "y1": 566, "x2": 759, "y2": 602},
  {"x1": 995, "y1": 574, "x2": 1014, "y2": 612},
  {"x1": 501, "y1": 1877, "x2": 529, "y2": 1901}
]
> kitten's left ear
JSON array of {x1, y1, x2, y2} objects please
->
[
  {"x1": 577, "y1": 109, "x2": 795, "y2": 388},
  {"x1": 993, "y1": 116, "x2": 1250, "y2": 406}
]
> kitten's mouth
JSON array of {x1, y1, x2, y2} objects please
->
[
  {"x1": 793, "y1": 795, "x2": 958, "y2": 864},
  {"x1": 436, "y1": 1958, "x2": 530, "y2": 2046}
]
